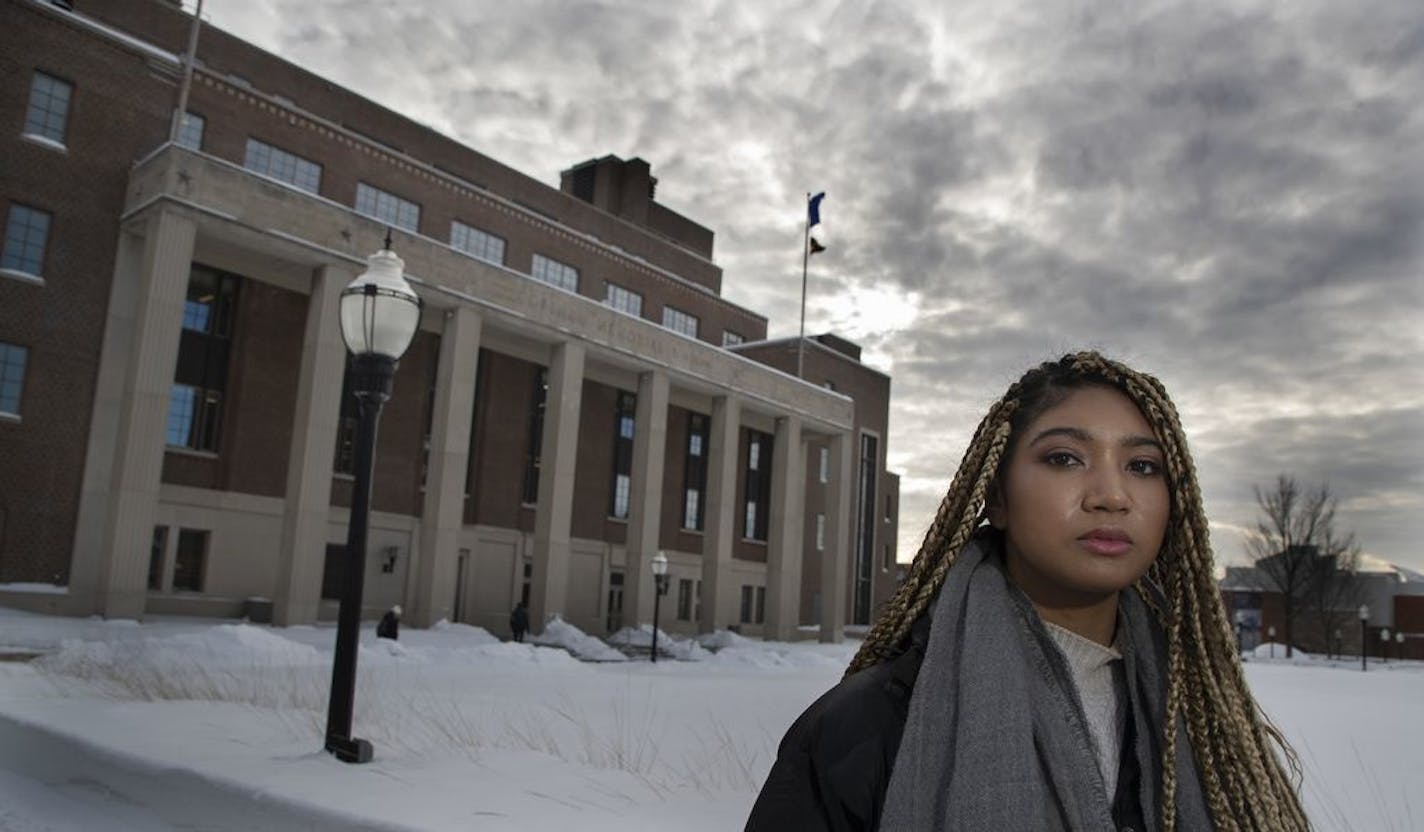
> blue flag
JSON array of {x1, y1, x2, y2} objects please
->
[{"x1": 808, "y1": 192, "x2": 826, "y2": 227}]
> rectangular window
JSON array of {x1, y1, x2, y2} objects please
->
[
  {"x1": 23, "y1": 71, "x2": 72, "y2": 146},
  {"x1": 682, "y1": 412, "x2": 708, "y2": 530},
  {"x1": 722, "y1": 330, "x2": 744, "y2": 346},
  {"x1": 172, "y1": 529, "x2": 208, "y2": 593},
  {"x1": 243, "y1": 138, "x2": 322, "y2": 193},
  {"x1": 819, "y1": 446, "x2": 830, "y2": 483},
  {"x1": 695, "y1": 579, "x2": 702, "y2": 623},
  {"x1": 333, "y1": 364, "x2": 357, "y2": 474},
  {"x1": 743, "y1": 430, "x2": 773, "y2": 541},
  {"x1": 167, "y1": 266, "x2": 237, "y2": 452},
  {"x1": 531, "y1": 254, "x2": 579, "y2": 292},
  {"x1": 755, "y1": 586, "x2": 766, "y2": 624},
  {"x1": 0, "y1": 342, "x2": 29, "y2": 417},
  {"x1": 816, "y1": 514, "x2": 826, "y2": 551},
  {"x1": 740, "y1": 584, "x2": 754, "y2": 624},
  {"x1": 662, "y1": 305, "x2": 699, "y2": 338},
  {"x1": 884, "y1": 543, "x2": 894, "y2": 572},
  {"x1": 853, "y1": 433, "x2": 879, "y2": 625},
  {"x1": 321, "y1": 543, "x2": 345, "y2": 600},
  {"x1": 147, "y1": 526, "x2": 168, "y2": 591},
  {"x1": 450, "y1": 220, "x2": 505, "y2": 264},
  {"x1": 521, "y1": 368, "x2": 548, "y2": 504},
  {"x1": 610, "y1": 391, "x2": 636, "y2": 519},
  {"x1": 885, "y1": 493, "x2": 894, "y2": 521},
  {"x1": 175, "y1": 111, "x2": 205, "y2": 150},
  {"x1": 604, "y1": 282, "x2": 643, "y2": 317},
  {"x1": 3, "y1": 204, "x2": 51, "y2": 278},
  {"x1": 355, "y1": 182, "x2": 420, "y2": 232},
  {"x1": 677, "y1": 578, "x2": 693, "y2": 620}
]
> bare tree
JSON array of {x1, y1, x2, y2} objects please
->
[{"x1": 1246, "y1": 475, "x2": 1362, "y2": 657}]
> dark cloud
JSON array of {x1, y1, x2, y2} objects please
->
[{"x1": 208, "y1": 0, "x2": 1424, "y2": 570}]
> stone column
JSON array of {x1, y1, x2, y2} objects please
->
[
  {"x1": 93, "y1": 209, "x2": 197, "y2": 619},
  {"x1": 272, "y1": 264, "x2": 351, "y2": 626},
  {"x1": 765, "y1": 415, "x2": 805, "y2": 641},
  {"x1": 622, "y1": 370, "x2": 669, "y2": 631},
  {"x1": 699, "y1": 395, "x2": 740, "y2": 634},
  {"x1": 408, "y1": 306, "x2": 482, "y2": 627},
  {"x1": 819, "y1": 430, "x2": 854, "y2": 642},
  {"x1": 528, "y1": 341, "x2": 585, "y2": 631}
]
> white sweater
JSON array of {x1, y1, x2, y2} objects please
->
[{"x1": 1045, "y1": 620, "x2": 1126, "y2": 800}]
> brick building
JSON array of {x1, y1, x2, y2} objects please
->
[{"x1": 0, "y1": 0, "x2": 900, "y2": 640}]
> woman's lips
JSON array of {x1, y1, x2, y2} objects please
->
[{"x1": 1078, "y1": 529, "x2": 1133, "y2": 556}]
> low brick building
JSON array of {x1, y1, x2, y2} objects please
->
[{"x1": 0, "y1": 0, "x2": 900, "y2": 639}]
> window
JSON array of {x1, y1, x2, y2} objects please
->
[
  {"x1": 175, "y1": 111, "x2": 205, "y2": 150},
  {"x1": 355, "y1": 182, "x2": 420, "y2": 232},
  {"x1": 885, "y1": 492, "x2": 894, "y2": 521},
  {"x1": 0, "y1": 343, "x2": 29, "y2": 418},
  {"x1": 853, "y1": 433, "x2": 879, "y2": 624},
  {"x1": 610, "y1": 391, "x2": 636, "y2": 519},
  {"x1": 816, "y1": 514, "x2": 826, "y2": 551},
  {"x1": 244, "y1": 139, "x2": 322, "y2": 193},
  {"x1": 819, "y1": 446, "x2": 830, "y2": 483},
  {"x1": 662, "y1": 305, "x2": 698, "y2": 338},
  {"x1": 147, "y1": 526, "x2": 168, "y2": 591},
  {"x1": 677, "y1": 578, "x2": 693, "y2": 620},
  {"x1": 522, "y1": 562, "x2": 532, "y2": 608},
  {"x1": 741, "y1": 584, "x2": 765, "y2": 624},
  {"x1": 167, "y1": 266, "x2": 237, "y2": 452},
  {"x1": 3, "y1": 204, "x2": 51, "y2": 279},
  {"x1": 682, "y1": 413, "x2": 708, "y2": 530},
  {"x1": 450, "y1": 220, "x2": 505, "y2": 264},
  {"x1": 321, "y1": 543, "x2": 345, "y2": 600},
  {"x1": 172, "y1": 529, "x2": 208, "y2": 592},
  {"x1": 23, "y1": 71, "x2": 72, "y2": 147},
  {"x1": 604, "y1": 282, "x2": 642, "y2": 317},
  {"x1": 531, "y1": 254, "x2": 578, "y2": 292},
  {"x1": 884, "y1": 543, "x2": 894, "y2": 571},
  {"x1": 694, "y1": 580, "x2": 702, "y2": 623},
  {"x1": 522, "y1": 368, "x2": 548, "y2": 504},
  {"x1": 723, "y1": 330, "x2": 744, "y2": 346},
  {"x1": 333, "y1": 366, "x2": 357, "y2": 474},
  {"x1": 743, "y1": 430, "x2": 772, "y2": 541}
]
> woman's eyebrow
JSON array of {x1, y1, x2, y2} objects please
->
[{"x1": 1028, "y1": 426, "x2": 1163, "y2": 452}]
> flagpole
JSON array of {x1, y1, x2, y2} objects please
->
[
  {"x1": 798, "y1": 193, "x2": 810, "y2": 379},
  {"x1": 170, "y1": 0, "x2": 205, "y2": 142}
]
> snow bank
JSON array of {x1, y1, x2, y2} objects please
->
[
  {"x1": 695, "y1": 629, "x2": 759, "y2": 651},
  {"x1": 608, "y1": 624, "x2": 711, "y2": 661},
  {"x1": 38, "y1": 624, "x2": 321, "y2": 676},
  {"x1": 531, "y1": 616, "x2": 627, "y2": 662},
  {"x1": 1249, "y1": 642, "x2": 1316, "y2": 662}
]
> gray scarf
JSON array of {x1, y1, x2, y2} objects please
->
[{"x1": 879, "y1": 535, "x2": 1213, "y2": 831}]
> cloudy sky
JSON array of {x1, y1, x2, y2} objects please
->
[{"x1": 203, "y1": 0, "x2": 1424, "y2": 572}]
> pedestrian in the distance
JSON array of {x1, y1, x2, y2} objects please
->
[
  {"x1": 747, "y1": 351, "x2": 1310, "y2": 831},
  {"x1": 376, "y1": 604, "x2": 400, "y2": 640},
  {"x1": 510, "y1": 601, "x2": 529, "y2": 643}
]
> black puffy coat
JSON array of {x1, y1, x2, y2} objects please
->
[{"x1": 745, "y1": 618, "x2": 927, "y2": 832}]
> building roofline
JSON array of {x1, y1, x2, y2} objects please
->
[{"x1": 728, "y1": 335, "x2": 892, "y2": 380}]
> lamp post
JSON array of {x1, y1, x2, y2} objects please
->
[
  {"x1": 1267, "y1": 625, "x2": 1276, "y2": 659},
  {"x1": 650, "y1": 551, "x2": 670, "y2": 663},
  {"x1": 1397, "y1": 630, "x2": 1406, "y2": 662},
  {"x1": 1333, "y1": 627, "x2": 1342, "y2": 661},
  {"x1": 1359, "y1": 604, "x2": 1370, "y2": 672},
  {"x1": 325, "y1": 235, "x2": 421, "y2": 764},
  {"x1": 1233, "y1": 610, "x2": 1245, "y2": 656},
  {"x1": 1380, "y1": 628, "x2": 1391, "y2": 664}
]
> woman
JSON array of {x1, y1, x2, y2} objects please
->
[{"x1": 747, "y1": 351, "x2": 1308, "y2": 831}]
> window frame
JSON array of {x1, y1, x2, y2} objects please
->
[
  {"x1": 662, "y1": 305, "x2": 699, "y2": 338},
  {"x1": 355, "y1": 181, "x2": 421, "y2": 232},
  {"x1": 243, "y1": 138, "x2": 323, "y2": 194},
  {"x1": 449, "y1": 220, "x2": 506, "y2": 265},
  {"x1": 604, "y1": 282, "x2": 643, "y2": 317},
  {"x1": 0, "y1": 341, "x2": 30, "y2": 418},
  {"x1": 530, "y1": 254, "x2": 579, "y2": 293},
  {"x1": 2, "y1": 203, "x2": 53, "y2": 282},
  {"x1": 22, "y1": 70, "x2": 73, "y2": 148}
]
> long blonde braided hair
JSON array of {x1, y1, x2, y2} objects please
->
[{"x1": 848, "y1": 351, "x2": 1309, "y2": 832}]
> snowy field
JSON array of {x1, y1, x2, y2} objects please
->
[{"x1": 0, "y1": 606, "x2": 1419, "y2": 831}]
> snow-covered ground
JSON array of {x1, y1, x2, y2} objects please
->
[{"x1": 0, "y1": 606, "x2": 1419, "y2": 831}]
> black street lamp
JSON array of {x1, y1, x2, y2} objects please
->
[
  {"x1": 1267, "y1": 625, "x2": 1276, "y2": 659},
  {"x1": 325, "y1": 235, "x2": 421, "y2": 764},
  {"x1": 1380, "y1": 628, "x2": 1391, "y2": 665},
  {"x1": 1233, "y1": 610, "x2": 1245, "y2": 656},
  {"x1": 1397, "y1": 630, "x2": 1406, "y2": 662},
  {"x1": 1333, "y1": 628, "x2": 1342, "y2": 661},
  {"x1": 650, "y1": 551, "x2": 670, "y2": 663},
  {"x1": 1359, "y1": 604, "x2": 1370, "y2": 673}
]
